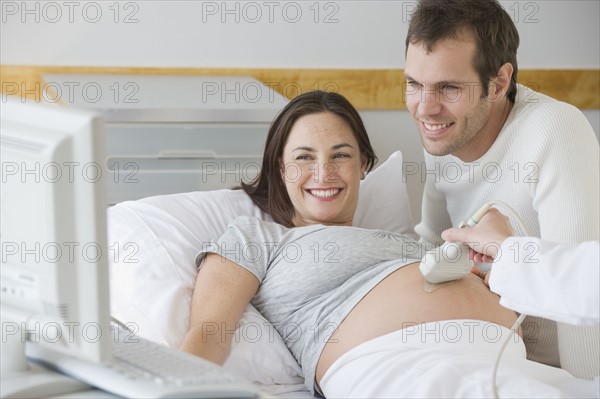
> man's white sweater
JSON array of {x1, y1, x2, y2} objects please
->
[{"x1": 415, "y1": 84, "x2": 599, "y2": 378}]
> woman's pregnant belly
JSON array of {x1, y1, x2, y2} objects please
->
[{"x1": 315, "y1": 262, "x2": 518, "y2": 382}]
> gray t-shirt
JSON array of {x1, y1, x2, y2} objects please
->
[{"x1": 196, "y1": 216, "x2": 424, "y2": 393}]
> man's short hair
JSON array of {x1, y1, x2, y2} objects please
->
[{"x1": 406, "y1": 0, "x2": 519, "y2": 103}]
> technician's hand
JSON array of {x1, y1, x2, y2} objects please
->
[{"x1": 441, "y1": 208, "x2": 515, "y2": 261}]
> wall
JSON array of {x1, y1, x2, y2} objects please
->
[
  {"x1": 2, "y1": 0, "x2": 599, "y2": 221},
  {"x1": 2, "y1": 1, "x2": 599, "y2": 68}
]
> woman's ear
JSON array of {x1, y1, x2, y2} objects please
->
[
  {"x1": 491, "y1": 62, "x2": 514, "y2": 99},
  {"x1": 360, "y1": 155, "x2": 368, "y2": 180},
  {"x1": 279, "y1": 159, "x2": 286, "y2": 181}
]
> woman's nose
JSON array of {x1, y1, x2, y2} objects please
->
[{"x1": 310, "y1": 160, "x2": 338, "y2": 183}]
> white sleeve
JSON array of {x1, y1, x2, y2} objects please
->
[
  {"x1": 489, "y1": 237, "x2": 600, "y2": 325},
  {"x1": 525, "y1": 102, "x2": 599, "y2": 245}
]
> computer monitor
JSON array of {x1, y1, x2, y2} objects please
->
[{"x1": 1, "y1": 97, "x2": 111, "y2": 393}]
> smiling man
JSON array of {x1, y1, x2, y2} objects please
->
[
  {"x1": 404, "y1": 34, "x2": 513, "y2": 163},
  {"x1": 405, "y1": 0, "x2": 599, "y2": 381}
]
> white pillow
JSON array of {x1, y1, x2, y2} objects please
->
[
  {"x1": 108, "y1": 150, "x2": 413, "y2": 391},
  {"x1": 353, "y1": 150, "x2": 414, "y2": 233}
]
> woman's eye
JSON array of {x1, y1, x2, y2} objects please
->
[
  {"x1": 332, "y1": 153, "x2": 352, "y2": 164},
  {"x1": 333, "y1": 153, "x2": 350, "y2": 159},
  {"x1": 295, "y1": 155, "x2": 312, "y2": 161}
]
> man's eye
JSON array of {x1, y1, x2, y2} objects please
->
[{"x1": 440, "y1": 85, "x2": 462, "y2": 100}]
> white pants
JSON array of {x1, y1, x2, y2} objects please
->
[{"x1": 320, "y1": 320, "x2": 599, "y2": 398}]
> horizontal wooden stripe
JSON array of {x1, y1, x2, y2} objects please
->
[{"x1": 1, "y1": 65, "x2": 598, "y2": 109}]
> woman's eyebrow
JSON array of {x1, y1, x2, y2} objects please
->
[
  {"x1": 332, "y1": 143, "x2": 354, "y2": 150},
  {"x1": 292, "y1": 143, "x2": 354, "y2": 152},
  {"x1": 291, "y1": 146, "x2": 314, "y2": 152}
]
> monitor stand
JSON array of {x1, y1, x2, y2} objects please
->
[
  {"x1": 1, "y1": 366, "x2": 91, "y2": 398},
  {"x1": 1, "y1": 323, "x2": 90, "y2": 398}
]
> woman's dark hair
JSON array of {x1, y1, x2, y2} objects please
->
[
  {"x1": 405, "y1": 0, "x2": 519, "y2": 103},
  {"x1": 240, "y1": 90, "x2": 377, "y2": 227}
]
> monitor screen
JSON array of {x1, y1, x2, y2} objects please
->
[{"x1": 1, "y1": 97, "x2": 111, "y2": 366}]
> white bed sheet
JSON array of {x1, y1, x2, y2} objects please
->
[{"x1": 319, "y1": 321, "x2": 599, "y2": 398}]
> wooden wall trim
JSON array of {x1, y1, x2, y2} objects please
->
[{"x1": 1, "y1": 65, "x2": 598, "y2": 109}]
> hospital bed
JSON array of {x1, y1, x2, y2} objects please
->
[{"x1": 108, "y1": 151, "x2": 414, "y2": 398}]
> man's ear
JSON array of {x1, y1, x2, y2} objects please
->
[{"x1": 491, "y1": 62, "x2": 514, "y2": 99}]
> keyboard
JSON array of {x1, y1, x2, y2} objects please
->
[{"x1": 26, "y1": 324, "x2": 265, "y2": 399}]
